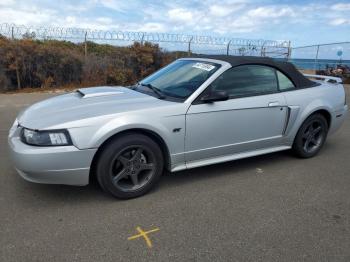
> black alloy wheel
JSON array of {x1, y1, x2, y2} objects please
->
[
  {"x1": 293, "y1": 113, "x2": 328, "y2": 158},
  {"x1": 110, "y1": 146, "x2": 156, "y2": 192},
  {"x1": 96, "y1": 133, "x2": 164, "y2": 199}
]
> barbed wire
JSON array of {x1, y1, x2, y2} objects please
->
[
  {"x1": 0, "y1": 23, "x2": 291, "y2": 58},
  {"x1": 0, "y1": 23, "x2": 289, "y2": 47}
]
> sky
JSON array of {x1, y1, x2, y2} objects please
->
[{"x1": 0, "y1": 0, "x2": 349, "y2": 47}]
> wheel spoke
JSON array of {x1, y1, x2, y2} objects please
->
[
  {"x1": 112, "y1": 169, "x2": 128, "y2": 185},
  {"x1": 302, "y1": 131, "x2": 310, "y2": 139},
  {"x1": 130, "y1": 173, "x2": 139, "y2": 186},
  {"x1": 312, "y1": 126, "x2": 322, "y2": 135},
  {"x1": 308, "y1": 125, "x2": 314, "y2": 133},
  {"x1": 311, "y1": 137, "x2": 318, "y2": 145},
  {"x1": 303, "y1": 138, "x2": 311, "y2": 152},
  {"x1": 118, "y1": 155, "x2": 129, "y2": 166},
  {"x1": 132, "y1": 148, "x2": 143, "y2": 161}
]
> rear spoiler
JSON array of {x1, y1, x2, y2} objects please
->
[{"x1": 304, "y1": 74, "x2": 343, "y2": 84}]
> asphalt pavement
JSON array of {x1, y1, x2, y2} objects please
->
[{"x1": 0, "y1": 88, "x2": 350, "y2": 262}]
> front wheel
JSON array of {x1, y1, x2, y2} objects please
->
[
  {"x1": 96, "y1": 133, "x2": 164, "y2": 199},
  {"x1": 292, "y1": 113, "x2": 328, "y2": 158}
]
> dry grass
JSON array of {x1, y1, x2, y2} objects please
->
[{"x1": 299, "y1": 69, "x2": 316, "y2": 74}]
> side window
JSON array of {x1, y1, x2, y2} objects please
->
[
  {"x1": 277, "y1": 70, "x2": 295, "y2": 90},
  {"x1": 210, "y1": 65, "x2": 278, "y2": 98}
]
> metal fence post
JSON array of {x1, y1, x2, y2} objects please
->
[
  {"x1": 188, "y1": 36, "x2": 193, "y2": 57},
  {"x1": 141, "y1": 33, "x2": 145, "y2": 45},
  {"x1": 314, "y1": 45, "x2": 320, "y2": 71},
  {"x1": 287, "y1": 40, "x2": 292, "y2": 61},
  {"x1": 260, "y1": 41, "x2": 266, "y2": 57},
  {"x1": 226, "y1": 40, "x2": 231, "y2": 56},
  {"x1": 84, "y1": 31, "x2": 88, "y2": 59},
  {"x1": 11, "y1": 25, "x2": 21, "y2": 90}
]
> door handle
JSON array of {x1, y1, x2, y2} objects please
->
[{"x1": 268, "y1": 101, "x2": 280, "y2": 107}]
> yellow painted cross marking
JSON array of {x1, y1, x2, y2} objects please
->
[{"x1": 127, "y1": 226, "x2": 159, "y2": 248}]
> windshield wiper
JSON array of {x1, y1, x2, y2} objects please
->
[{"x1": 138, "y1": 82, "x2": 166, "y2": 99}]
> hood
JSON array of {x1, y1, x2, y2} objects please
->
[{"x1": 18, "y1": 86, "x2": 172, "y2": 129}]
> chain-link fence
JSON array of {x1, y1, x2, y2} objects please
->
[
  {"x1": 0, "y1": 23, "x2": 291, "y2": 58},
  {"x1": 290, "y1": 42, "x2": 350, "y2": 70},
  {"x1": 2, "y1": 23, "x2": 349, "y2": 88},
  {"x1": 0, "y1": 23, "x2": 294, "y2": 91},
  {"x1": 290, "y1": 42, "x2": 350, "y2": 83}
]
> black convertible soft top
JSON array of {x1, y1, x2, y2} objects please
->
[{"x1": 191, "y1": 55, "x2": 317, "y2": 88}]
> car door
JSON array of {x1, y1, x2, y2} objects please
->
[{"x1": 185, "y1": 64, "x2": 288, "y2": 164}]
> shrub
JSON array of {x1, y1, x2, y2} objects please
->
[{"x1": 0, "y1": 37, "x2": 176, "y2": 92}]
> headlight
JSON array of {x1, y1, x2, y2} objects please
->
[{"x1": 21, "y1": 128, "x2": 72, "y2": 146}]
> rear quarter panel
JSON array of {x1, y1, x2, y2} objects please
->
[{"x1": 283, "y1": 82, "x2": 346, "y2": 144}]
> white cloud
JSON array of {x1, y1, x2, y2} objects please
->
[
  {"x1": 168, "y1": 8, "x2": 193, "y2": 22},
  {"x1": 205, "y1": 5, "x2": 298, "y2": 34},
  {"x1": 0, "y1": 1, "x2": 119, "y2": 30},
  {"x1": 98, "y1": 0, "x2": 124, "y2": 11},
  {"x1": 247, "y1": 6, "x2": 295, "y2": 18},
  {"x1": 0, "y1": 0, "x2": 15, "y2": 6},
  {"x1": 209, "y1": 5, "x2": 242, "y2": 17},
  {"x1": 136, "y1": 22, "x2": 167, "y2": 32},
  {"x1": 0, "y1": 7, "x2": 57, "y2": 26},
  {"x1": 329, "y1": 18, "x2": 350, "y2": 26},
  {"x1": 65, "y1": 3, "x2": 93, "y2": 12},
  {"x1": 331, "y1": 3, "x2": 350, "y2": 11},
  {"x1": 61, "y1": 18, "x2": 119, "y2": 30},
  {"x1": 96, "y1": 17, "x2": 113, "y2": 24}
]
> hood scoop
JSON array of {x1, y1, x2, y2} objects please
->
[{"x1": 76, "y1": 87, "x2": 124, "y2": 98}]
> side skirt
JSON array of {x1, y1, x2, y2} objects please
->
[{"x1": 171, "y1": 146, "x2": 291, "y2": 172}]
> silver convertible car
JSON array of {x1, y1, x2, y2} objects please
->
[{"x1": 8, "y1": 56, "x2": 348, "y2": 199}]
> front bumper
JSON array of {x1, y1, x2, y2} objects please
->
[{"x1": 8, "y1": 126, "x2": 97, "y2": 186}]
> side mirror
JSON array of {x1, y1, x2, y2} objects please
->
[{"x1": 200, "y1": 90, "x2": 229, "y2": 103}]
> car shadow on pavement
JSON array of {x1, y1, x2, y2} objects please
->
[
  {"x1": 13, "y1": 143, "x2": 335, "y2": 204},
  {"x1": 158, "y1": 150, "x2": 293, "y2": 187},
  {"x1": 14, "y1": 150, "x2": 293, "y2": 202},
  {"x1": 13, "y1": 174, "x2": 111, "y2": 204},
  {"x1": 160, "y1": 141, "x2": 337, "y2": 188}
]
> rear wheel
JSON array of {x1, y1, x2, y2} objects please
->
[
  {"x1": 292, "y1": 113, "x2": 328, "y2": 158},
  {"x1": 96, "y1": 133, "x2": 164, "y2": 199}
]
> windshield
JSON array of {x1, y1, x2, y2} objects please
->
[{"x1": 139, "y1": 60, "x2": 221, "y2": 101}]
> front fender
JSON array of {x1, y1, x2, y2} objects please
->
[
  {"x1": 93, "y1": 115, "x2": 172, "y2": 148},
  {"x1": 68, "y1": 113, "x2": 186, "y2": 168}
]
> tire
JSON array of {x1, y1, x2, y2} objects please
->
[
  {"x1": 96, "y1": 133, "x2": 164, "y2": 199},
  {"x1": 292, "y1": 113, "x2": 329, "y2": 158}
]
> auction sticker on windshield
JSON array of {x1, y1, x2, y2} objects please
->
[{"x1": 192, "y1": 62, "x2": 215, "y2": 71}]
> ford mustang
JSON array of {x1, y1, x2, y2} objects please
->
[{"x1": 8, "y1": 55, "x2": 348, "y2": 199}]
